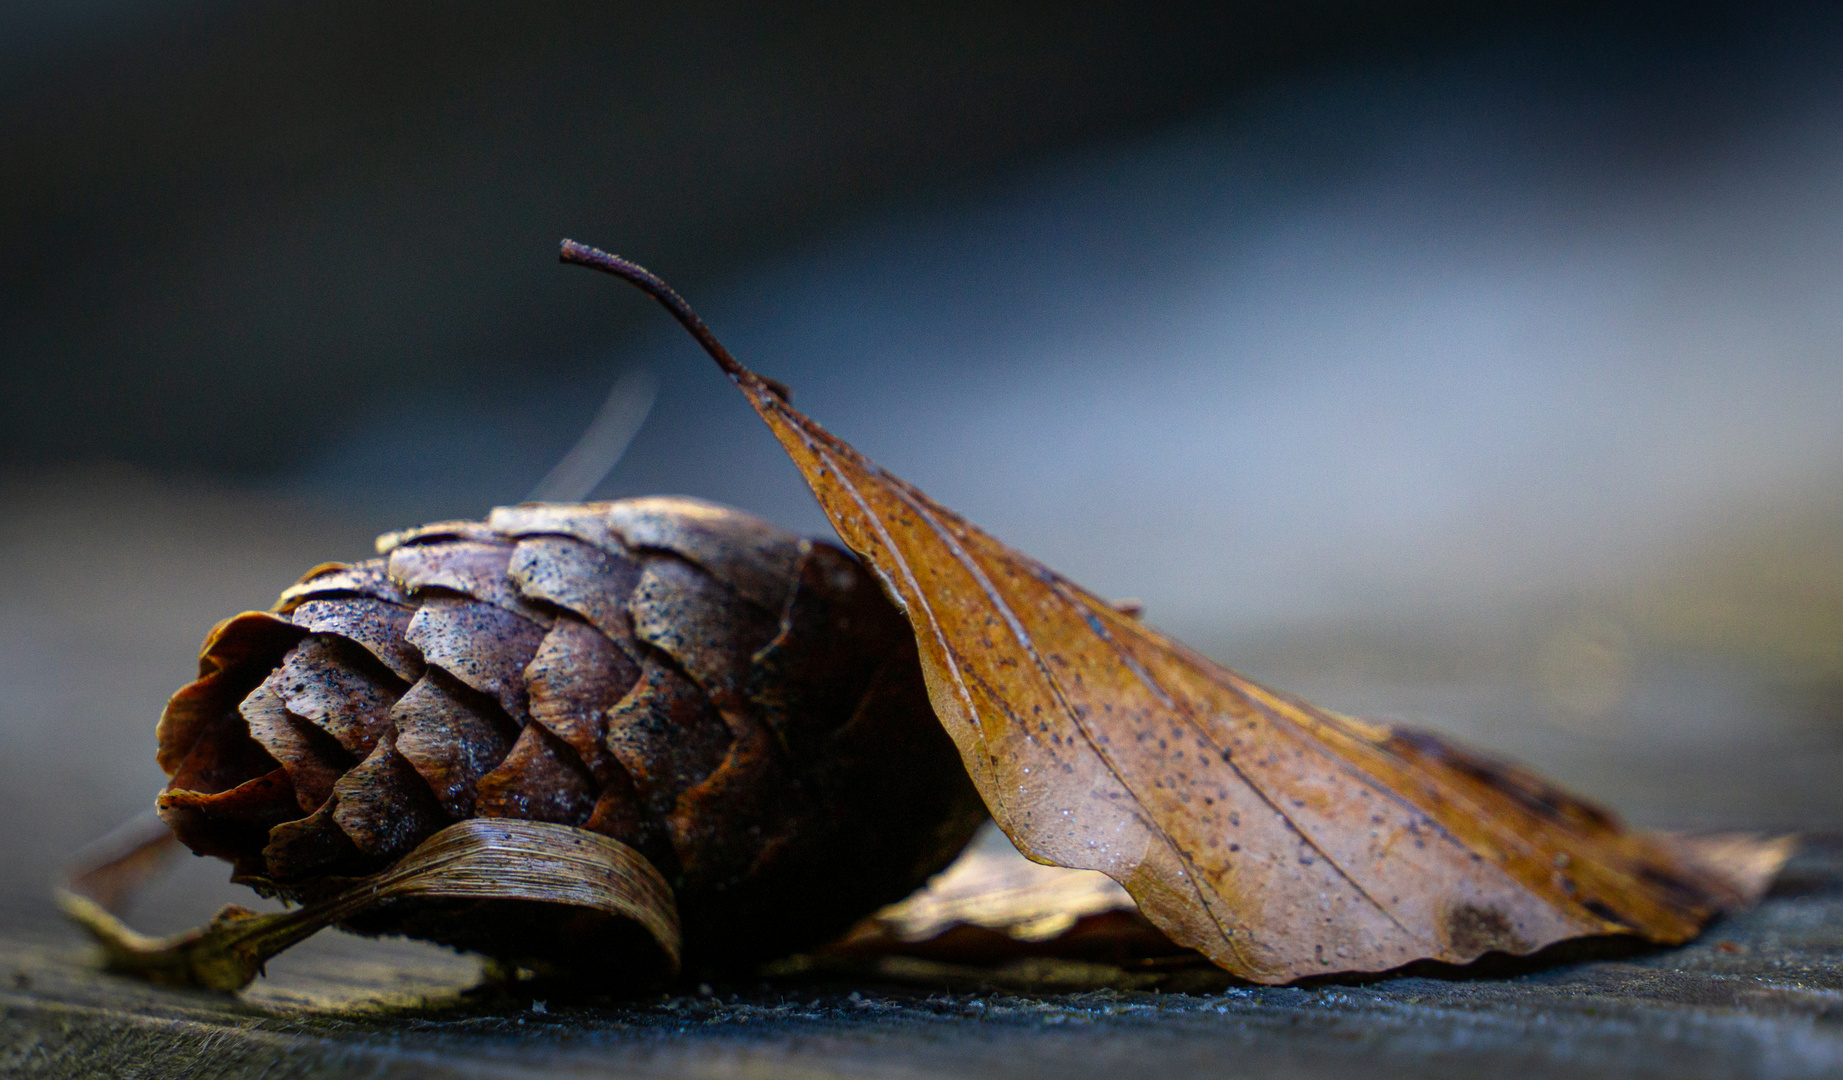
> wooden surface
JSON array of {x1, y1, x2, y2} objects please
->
[{"x1": 3, "y1": 837, "x2": 1839, "y2": 1079}]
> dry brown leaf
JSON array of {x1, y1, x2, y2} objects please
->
[
  {"x1": 827, "y1": 826, "x2": 1795, "y2": 982},
  {"x1": 60, "y1": 817, "x2": 681, "y2": 990},
  {"x1": 825, "y1": 824, "x2": 1198, "y2": 972},
  {"x1": 564, "y1": 241, "x2": 1794, "y2": 983},
  {"x1": 871, "y1": 828, "x2": 1141, "y2": 946}
]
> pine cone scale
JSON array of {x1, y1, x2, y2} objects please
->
[
  {"x1": 629, "y1": 557, "x2": 778, "y2": 711},
  {"x1": 240, "y1": 678, "x2": 346, "y2": 813},
  {"x1": 287, "y1": 597, "x2": 423, "y2": 683},
  {"x1": 273, "y1": 635, "x2": 403, "y2": 758},
  {"x1": 389, "y1": 669, "x2": 515, "y2": 820},
  {"x1": 486, "y1": 504, "x2": 633, "y2": 565},
  {"x1": 596, "y1": 498, "x2": 803, "y2": 614},
  {"x1": 161, "y1": 768, "x2": 299, "y2": 865},
  {"x1": 604, "y1": 656, "x2": 732, "y2": 825},
  {"x1": 326, "y1": 735, "x2": 450, "y2": 863},
  {"x1": 278, "y1": 563, "x2": 410, "y2": 608},
  {"x1": 264, "y1": 795, "x2": 359, "y2": 876},
  {"x1": 402, "y1": 596, "x2": 547, "y2": 723},
  {"x1": 475, "y1": 720, "x2": 598, "y2": 825},
  {"x1": 388, "y1": 539, "x2": 553, "y2": 624},
  {"x1": 522, "y1": 614, "x2": 636, "y2": 784},
  {"x1": 504, "y1": 534, "x2": 644, "y2": 647},
  {"x1": 747, "y1": 543, "x2": 908, "y2": 761},
  {"x1": 155, "y1": 611, "x2": 303, "y2": 776},
  {"x1": 666, "y1": 721, "x2": 800, "y2": 889}
]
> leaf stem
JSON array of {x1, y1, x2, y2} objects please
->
[{"x1": 559, "y1": 240, "x2": 790, "y2": 400}]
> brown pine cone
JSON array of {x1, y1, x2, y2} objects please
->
[{"x1": 153, "y1": 497, "x2": 985, "y2": 973}]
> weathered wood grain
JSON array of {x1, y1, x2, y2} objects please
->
[{"x1": 4, "y1": 839, "x2": 1840, "y2": 1080}]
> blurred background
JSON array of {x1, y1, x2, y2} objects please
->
[{"x1": 4, "y1": 1, "x2": 1842, "y2": 939}]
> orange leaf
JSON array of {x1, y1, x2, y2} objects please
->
[{"x1": 563, "y1": 241, "x2": 1792, "y2": 983}]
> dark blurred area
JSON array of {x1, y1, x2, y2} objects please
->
[
  {"x1": 3, "y1": 0, "x2": 1483, "y2": 475},
  {"x1": 5, "y1": 1, "x2": 1843, "y2": 938}
]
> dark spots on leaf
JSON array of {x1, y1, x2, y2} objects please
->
[
  {"x1": 1387, "y1": 728, "x2": 1617, "y2": 831},
  {"x1": 1228, "y1": 843, "x2": 1239, "y2": 852},
  {"x1": 1581, "y1": 898, "x2": 1632, "y2": 928},
  {"x1": 1443, "y1": 903, "x2": 1528, "y2": 957},
  {"x1": 1638, "y1": 862, "x2": 1718, "y2": 911}
]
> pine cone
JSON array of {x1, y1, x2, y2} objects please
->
[{"x1": 153, "y1": 497, "x2": 985, "y2": 972}]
